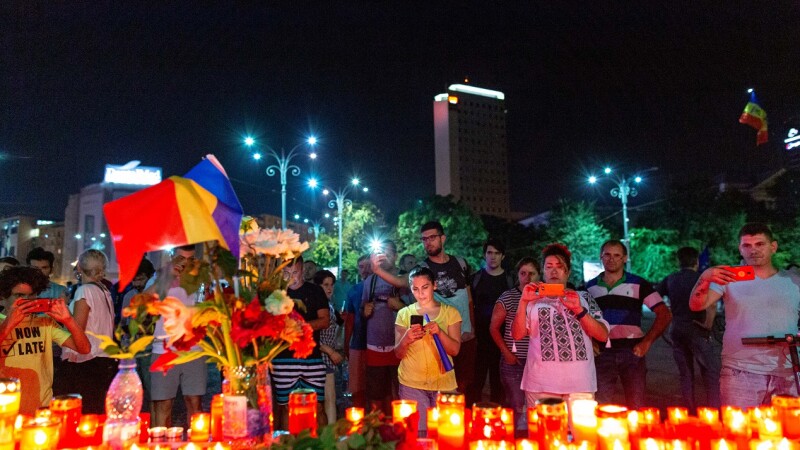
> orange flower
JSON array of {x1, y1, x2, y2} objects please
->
[{"x1": 153, "y1": 297, "x2": 198, "y2": 348}]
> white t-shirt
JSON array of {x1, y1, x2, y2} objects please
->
[
  {"x1": 521, "y1": 291, "x2": 608, "y2": 394},
  {"x1": 63, "y1": 283, "x2": 114, "y2": 362}
]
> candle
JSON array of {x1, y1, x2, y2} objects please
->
[
  {"x1": 166, "y1": 426, "x2": 184, "y2": 441},
  {"x1": 667, "y1": 407, "x2": 689, "y2": 425},
  {"x1": 771, "y1": 395, "x2": 800, "y2": 439},
  {"x1": 222, "y1": 394, "x2": 247, "y2": 439},
  {"x1": 711, "y1": 438, "x2": 737, "y2": 450},
  {"x1": 571, "y1": 399, "x2": 598, "y2": 444},
  {"x1": 49, "y1": 394, "x2": 82, "y2": 447},
  {"x1": 517, "y1": 439, "x2": 539, "y2": 450},
  {"x1": 437, "y1": 392, "x2": 465, "y2": 450},
  {"x1": 190, "y1": 413, "x2": 210, "y2": 442},
  {"x1": 757, "y1": 417, "x2": 782, "y2": 440},
  {"x1": 596, "y1": 405, "x2": 629, "y2": 450},
  {"x1": 428, "y1": 407, "x2": 439, "y2": 439},
  {"x1": 500, "y1": 408, "x2": 514, "y2": 439},
  {"x1": 469, "y1": 440, "x2": 513, "y2": 450},
  {"x1": 641, "y1": 438, "x2": 665, "y2": 450},
  {"x1": 471, "y1": 402, "x2": 505, "y2": 440},
  {"x1": 210, "y1": 394, "x2": 224, "y2": 441},
  {"x1": 527, "y1": 407, "x2": 539, "y2": 440},
  {"x1": 103, "y1": 419, "x2": 141, "y2": 448},
  {"x1": 722, "y1": 407, "x2": 748, "y2": 435},
  {"x1": 536, "y1": 398, "x2": 568, "y2": 450},
  {"x1": 76, "y1": 414, "x2": 100, "y2": 438},
  {"x1": 392, "y1": 400, "x2": 418, "y2": 423},
  {"x1": 148, "y1": 426, "x2": 167, "y2": 442},
  {"x1": 20, "y1": 417, "x2": 60, "y2": 450},
  {"x1": 0, "y1": 378, "x2": 20, "y2": 450},
  {"x1": 288, "y1": 389, "x2": 318, "y2": 437},
  {"x1": 665, "y1": 439, "x2": 689, "y2": 450},
  {"x1": 345, "y1": 407, "x2": 364, "y2": 435},
  {"x1": 698, "y1": 408, "x2": 720, "y2": 426}
]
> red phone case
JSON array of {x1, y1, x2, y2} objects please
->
[{"x1": 723, "y1": 266, "x2": 755, "y2": 281}]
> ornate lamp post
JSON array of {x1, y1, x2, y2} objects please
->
[
  {"x1": 317, "y1": 178, "x2": 368, "y2": 275},
  {"x1": 244, "y1": 136, "x2": 317, "y2": 230}
]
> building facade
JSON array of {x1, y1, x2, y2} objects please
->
[
  {"x1": 0, "y1": 216, "x2": 66, "y2": 281},
  {"x1": 433, "y1": 84, "x2": 510, "y2": 218}
]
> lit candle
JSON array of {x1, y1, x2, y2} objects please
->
[
  {"x1": 527, "y1": 407, "x2": 539, "y2": 440},
  {"x1": 471, "y1": 402, "x2": 505, "y2": 440},
  {"x1": 758, "y1": 417, "x2": 782, "y2": 440},
  {"x1": 166, "y1": 426, "x2": 184, "y2": 442},
  {"x1": 666, "y1": 439, "x2": 689, "y2": 450},
  {"x1": 711, "y1": 438, "x2": 737, "y2": 450},
  {"x1": 667, "y1": 407, "x2": 689, "y2": 425},
  {"x1": 20, "y1": 417, "x2": 60, "y2": 450},
  {"x1": 149, "y1": 426, "x2": 167, "y2": 442},
  {"x1": 392, "y1": 400, "x2": 418, "y2": 423},
  {"x1": 437, "y1": 392, "x2": 465, "y2": 450},
  {"x1": 288, "y1": 389, "x2": 318, "y2": 437},
  {"x1": 210, "y1": 394, "x2": 224, "y2": 441},
  {"x1": 0, "y1": 378, "x2": 20, "y2": 450},
  {"x1": 596, "y1": 405, "x2": 629, "y2": 450},
  {"x1": 517, "y1": 439, "x2": 539, "y2": 450},
  {"x1": 190, "y1": 413, "x2": 210, "y2": 442},
  {"x1": 500, "y1": 408, "x2": 514, "y2": 439},
  {"x1": 771, "y1": 395, "x2": 800, "y2": 439},
  {"x1": 722, "y1": 407, "x2": 748, "y2": 435},
  {"x1": 698, "y1": 408, "x2": 720, "y2": 426},
  {"x1": 641, "y1": 438, "x2": 665, "y2": 450},
  {"x1": 346, "y1": 407, "x2": 364, "y2": 435},
  {"x1": 49, "y1": 394, "x2": 82, "y2": 448},
  {"x1": 428, "y1": 407, "x2": 439, "y2": 440},
  {"x1": 76, "y1": 414, "x2": 100, "y2": 438},
  {"x1": 570, "y1": 399, "x2": 598, "y2": 444},
  {"x1": 536, "y1": 398, "x2": 569, "y2": 450}
]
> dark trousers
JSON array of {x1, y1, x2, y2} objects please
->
[
  {"x1": 594, "y1": 346, "x2": 647, "y2": 410},
  {"x1": 671, "y1": 321, "x2": 721, "y2": 411},
  {"x1": 467, "y1": 332, "x2": 502, "y2": 405},
  {"x1": 54, "y1": 357, "x2": 119, "y2": 413}
]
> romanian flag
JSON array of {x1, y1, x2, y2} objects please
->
[
  {"x1": 104, "y1": 155, "x2": 243, "y2": 288},
  {"x1": 739, "y1": 92, "x2": 768, "y2": 145}
]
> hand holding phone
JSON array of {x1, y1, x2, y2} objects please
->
[
  {"x1": 27, "y1": 299, "x2": 53, "y2": 314},
  {"x1": 410, "y1": 314, "x2": 424, "y2": 327},
  {"x1": 720, "y1": 265, "x2": 755, "y2": 281}
]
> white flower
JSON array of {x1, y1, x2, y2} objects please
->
[
  {"x1": 265, "y1": 289, "x2": 295, "y2": 315},
  {"x1": 240, "y1": 227, "x2": 309, "y2": 259}
]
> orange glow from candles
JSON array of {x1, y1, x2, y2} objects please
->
[
  {"x1": 392, "y1": 400, "x2": 417, "y2": 423},
  {"x1": 76, "y1": 414, "x2": 100, "y2": 438},
  {"x1": 667, "y1": 407, "x2": 688, "y2": 425},
  {"x1": 711, "y1": 438, "x2": 735, "y2": 450},
  {"x1": 698, "y1": 408, "x2": 720, "y2": 425},
  {"x1": 210, "y1": 394, "x2": 224, "y2": 441},
  {"x1": 428, "y1": 407, "x2": 439, "y2": 439},
  {"x1": 190, "y1": 413, "x2": 210, "y2": 442},
  {"x1": 517, "y1": 439, "x2": 538, "y2": 450},
  {"x1": 346, "y1": 407, "x2": 364, "y2": 423},
  {"x1": 643, "y1": 438, "x2": 664, "y2": 450},
  {"x1": 437, "y1": 392, "x2": 465, "y2": 450},
  {"x1": 288, "y1": 389, "x2": 318, "y2": 437}
]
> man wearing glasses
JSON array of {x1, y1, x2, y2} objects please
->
[{"x1": 586, "y1": 239, "x2": 672, "y2": 409}]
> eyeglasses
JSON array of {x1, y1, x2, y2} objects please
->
[{"x1": 420, "y1": 234, "x2": 443, "y2": 243}]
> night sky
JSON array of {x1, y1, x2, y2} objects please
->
[{"x1": 3, "y1": 2, "x2": 800, "y2": 222}]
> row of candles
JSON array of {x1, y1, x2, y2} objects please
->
[{"x1": 342, "y1": 392, "x2": 800, "y2": 450}]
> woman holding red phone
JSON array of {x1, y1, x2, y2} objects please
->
[
  {"x1": 394, "y1": 266, "x2": 462, "y2": 430},
  {"x1": 511, "y1": 243, "x2": 609, "y2": 408}
]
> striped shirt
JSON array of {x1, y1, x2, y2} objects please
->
[
  {"x1": 496, "y1": 287, "x2": 529, "y2": 362},
  {"x1": 586, "y1": 272, "x2": 665, "y2": 340}
]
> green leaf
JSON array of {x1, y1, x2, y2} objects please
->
[
  {"x1": 127, "y1": 335, "x2": 154, "y2": 356},
  {"x1": 347, "y1": 433, "x2": 366, "y2": 448}
]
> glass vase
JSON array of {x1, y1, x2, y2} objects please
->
[{"x1": 222, "y1": 364, "x2": 272, "y2": 443}]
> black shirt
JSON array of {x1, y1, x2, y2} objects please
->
[
  {"x1": 287, "y1": 282, "x2": 329, "y2": 358},
  {"x1": 657, "y1": 269, "x2": 704, "y2": 323},
  {"x1": 473, "y1": 270, "x2": 511, "y2": 332}
]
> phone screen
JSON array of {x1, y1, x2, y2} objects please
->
[{"x1": 410, "y1": 315, "x2": 424, "y2": 327}]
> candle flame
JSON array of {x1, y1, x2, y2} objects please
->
[
  {"x1": 777, "y1": 439, "x2": 792, "y2": 450},
  {"x1": 399, "y1": 403, "x2": 414, "y2": 418},
  {"x1": 33, "y1": 429, "x2": 48, "y2": 446},
  {"x1": 613, "y1": 439, "x2": 625, "y2": 450},
  {"x1": 193, "y1": 415, "x2": 206, "y2": 430},
  {"x1": 644, "y1": 438, "x2": 660, "y2": 450},
  {"x1": 449, "y1": 413, "x2": 461, "y2": 426},
  {"x1": 764, "y1": 418, "x2": 779, "y2": 433},
  {"x1": 519, "y1": 440, "x2": 536, "y2": 450},
  {"x1": 756, "y1": 441, "x2": 775, "y2": 450}
]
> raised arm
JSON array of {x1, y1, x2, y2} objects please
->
[{"x1": 689, "y1": 267, "x2": 733, "y2": 311}]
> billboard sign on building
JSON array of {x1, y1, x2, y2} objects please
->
[{"x1": 104, "y1": 161, "x2": 162, "y2": 186}]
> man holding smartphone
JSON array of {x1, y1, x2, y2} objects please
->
[{"x1": 690, "y1": 222, "x2": 800, "y2": 407}]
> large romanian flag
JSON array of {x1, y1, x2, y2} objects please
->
[
  {"x1": 104, "y1": 155, "x2": 243, "y2": 288},
  {"x1": 739, "y1": 92, "x2": 768, "y2": 146}
]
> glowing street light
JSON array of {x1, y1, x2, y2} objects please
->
[
  {"x1": 310, "y1": 178, "x2": 368, "y2": 274},
  {"x1": 586, "y1": 166, "x2": 658, "y2": 271},
  {"x1": 244, "y1": 135, "x2": 317, "y2": 229}
]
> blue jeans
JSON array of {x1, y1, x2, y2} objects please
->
[
  {"x1": 398, "y1": 384, "x2": 439, "y2": 431},
  {"x1": 720, "y1": 367, "x2": 798, "y2": 408},
  {"x1": 499, "y1": 360, "x2": 526, "y2": 430},
  {"x1": 594, "y1": 347, "x2": 647, "y2": 409},
  {"x1": 671, "y1": 321, "x2": 721, "y2": 410}
]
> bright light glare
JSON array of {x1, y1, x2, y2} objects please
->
[
  {"x1": 747, "y1": 88, "x2": 754, "y2": 93},
  {"x1": 244, "y1": 136, "x2": 255, "y2": 147},
  {"x1": 322, "y1": 189, "x2": 330, "y2": 196},
  {"x1": 351, "y1": 178, "x2": 360, "y2": 186},
  {"x1": 294, "y1": 214, "x2": 300, "y2": 220},
  {"x1": 309, "y1": 152, "x2": 317, "y2": 159},
  {"x1": 308, "y1": 178, "x2": 318, "y2": 188},
  {"x1": 363, "y1": 187, "x2": 368, "y2": 192},
  {"x1": 604, "y1": 167, "x2": 612, "y2": 174},
  {"x1": 634, "y1": 176, "x2": 642, "y2": 183},
  {"x1": 74, "y1": 234, "x2": 82, "y2": 239},
  {"x1": 303, "y1": 218, "x2": 309, "y2": 223},
  {"x1": 324, "y1": 213, "x2": 330, "y2": 218},
  {"x1": 252, "y1": 153, "x2": 262, "y2": 161},
  {"x1": 369, "y1": 239, "x2": 383, "y2": 253},
  {"x1": 307, "y1": 136, "x2": 317, "y2": 145},
  {"x1": 588, "y1": 176, "x2": 597, "y2": 184}
]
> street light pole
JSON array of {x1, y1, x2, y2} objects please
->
[
  {"x1": 245, "y1": 136, "x2": 316, "y2": 230},
  {"x1": 588, "y1": 167, "x2": 657, "y2": 272},
  {"x1": 319, "y1": 178, "x2": 366, "y2": 275}
]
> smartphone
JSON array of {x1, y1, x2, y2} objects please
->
[
  {"x1": 538, "y1": 283, "x2": 565, "y2": 297},
  {"x1": 28, "y1": 299, "x2": 54, "y2": 314},
  {"x1": 410, "y1": 315, "x2": 424, "y2": 327},
  {"x1": 722, "y1": 265, "x2": 755, "y2": 281}
]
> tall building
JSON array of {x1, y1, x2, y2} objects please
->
[
  {"x1": 0, "y1": 216, "x2": 65, "y2": 281},
  {"x1": 433, "y1": 84, "x2": 510, "y2": 217}
]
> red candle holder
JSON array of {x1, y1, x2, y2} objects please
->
[{"x1": 288, "y1": 389, "x2": 318, "y2": 437}]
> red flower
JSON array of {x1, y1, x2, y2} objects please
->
[{"x1": 150, "y1": 351, "x2": 179, "y2": 374}]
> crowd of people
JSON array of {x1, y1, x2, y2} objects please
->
[{"x1": 0, "y1": 220, "x2": 797, "y2": 430}]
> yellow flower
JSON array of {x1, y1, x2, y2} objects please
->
[{"x1": 153, "y1": 297, "x2": 196, "y2": 347}]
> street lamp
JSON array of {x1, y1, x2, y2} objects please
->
[
  {"x1": 587, "y1": 166, "x2": 658, "y2": 271},
  {"x1": 313, "y1": 178, "x2": 368, "y2": 275},
  {"x1": 244, "y1": 135, "x2": 317, "y2": 230},
  {"x1": 302, "y1": 217, "x2": 326, "y2": 242}
]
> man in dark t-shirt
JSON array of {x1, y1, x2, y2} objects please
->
[
  {"x1": 468, "y1": 239, "x2": 513, "y2": 405},
  {"x1": 272, "y1": 257, "x2": 330, "y2": 428},
  {"x1": 656, "y1": 247, "x2": 720, "y2": 411}
]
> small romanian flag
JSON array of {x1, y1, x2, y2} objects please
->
[
  {"x1": 738, "y1": 91, "x2": 768, "y2": 145},
  {"x1": 104, "y1": 155, "x2": 243, "y2": 288}
]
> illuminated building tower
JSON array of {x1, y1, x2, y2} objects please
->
[{"x1": 433, "y1": 84, "x2": 510, "y2": 217}]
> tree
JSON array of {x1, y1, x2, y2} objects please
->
[
  {"x1": 544, "y1": 200, "x2": 610, "y2": 286},
  {"x1": 629, "y1": 227, "x2": 704, "y2": 282},
  {"x1": 395, "y1": 195, "x2": 488, "y2": 270},
  {"x1": 306, "y1": 201, "x2": 384, "y2": 272}
]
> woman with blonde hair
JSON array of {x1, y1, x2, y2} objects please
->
[{"x1": 53, "y1": 249, "x2": 117, "y2": 413}]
